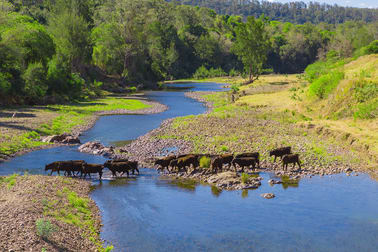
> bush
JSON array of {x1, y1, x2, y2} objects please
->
[
  {"x1": 228, "y1": 68, "x2": 239, "y2": 77},
  {"x1": 199, "y1": 156, "x2": 211, "y2": 168},
  {"x1": 193, "y1": 65, "x2": 226, "y2": 79},
  {"x1": 308, "y1": 70, "x2": 344, "y2": 99},
  {"x1": 353, "y1": 99, "x2": 378, "y2": 119},
  {"x1": 230, "y1": 84, "x2": 239, "y2": 93},
  {"x1": 241, "y1": 173, "x2": 250, "y2": 184},
  {"x1": 361, "y1": 40, "x2": 378, "y2": 55},
  {"x1": 23, "y1": 62, "x2": 48, "y2": 100},
  {"x1": 36, "y1": 219, "x2": 57, "y2": 240},
  {"x1": 0, "y1": 72, "x2": 12, "y2": 95}
]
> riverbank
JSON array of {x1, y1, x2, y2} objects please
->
[
  {"x1": 0, "y1": 174, "x2": 111, "y2": 251},
  {"x1": 0, "y1": 95, "x2": 167, "y2": 162},
  {"x1": 116, "y1": 75, "x2": 376, "y2": 189}
]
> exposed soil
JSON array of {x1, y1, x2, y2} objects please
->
[{"x1": 0, "y1": 175, "x2": 102, "y2": 252}]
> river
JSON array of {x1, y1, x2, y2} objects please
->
[{"x1": 0, "y1": 82, "x2": 377, "y2": 252}]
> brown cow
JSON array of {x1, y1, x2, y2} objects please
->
[
  {"x1": 235, "y1": 152, "x2": 260, "y2": 168},
  {"x1": 270, "y1": 147, "x2": 291, "y2": 162},
  {"x1": 232, "y1": 157, "x2": 257, "y2": 172},
  {"x1": 82, "y1": 163, "x2": 104, "y2": 179},
  {"x1": 176, "y1": 155, "x2": 199, "y2": 173},
  {"x1": 155, "y1": 155, "x2": 176, "y2": 173},
  {"x1": 282, "y1": 154, "x2": 301, "y2": 171},
  {"x1": 104, "y1": 160, "x2": 138, "y2": 177},
  {"x1": 45, "y1": 160, "x2": 86, "y2": 176},
  {"x1": 211, "y1": 156, "x2": 223, "y2": 174}
]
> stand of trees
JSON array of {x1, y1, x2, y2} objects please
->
[
  {"x1": 0, "y1": 0, "x2": 377, "y2": 105},
  {"x1": 171, "y1": 0, "x2": 378, "y2": 24}
]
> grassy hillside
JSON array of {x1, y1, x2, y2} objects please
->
[{"x1": 229, "y1": 55, "x2": 377, "y2": 172}]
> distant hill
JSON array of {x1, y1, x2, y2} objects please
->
[{"x1": 168, "y1": 0, "x2": 378, "y2": 24}]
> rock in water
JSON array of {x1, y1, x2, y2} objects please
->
[
  {"x1": 261, "y1": 193, "x2": 275, "y2": 199},
  {"x1": 78, "y1": 141, "x2": 114, "y2": 156},
  {"x1": 41, "y1": 133, "x2": 80, "y2": 144},
  {"x1": 268, "y1": 179, "x2": 282, "y2": 184}
]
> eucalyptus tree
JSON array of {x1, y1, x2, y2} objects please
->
[{"x1": 232, "y1": 16, "x2": 270, "y2": 83}]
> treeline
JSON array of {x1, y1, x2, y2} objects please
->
[
  {"x1": 0, "y1": 0, "x2": 377, "y2": 105},
  {"x1": 171, "y1": 0, "x2": 378, "y2": 24}
]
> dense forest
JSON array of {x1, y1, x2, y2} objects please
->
[
  {"x1": 0, "y1": 0, "x2": 377, "y2": 105},
  {"x1": 171, "y1": 0, "x2": 378, "y2": 24}
]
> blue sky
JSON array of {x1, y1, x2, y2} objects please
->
[{"x1": 267, "y1": 1, "x2": 378, "y2": 8}]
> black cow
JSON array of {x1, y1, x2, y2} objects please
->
[
  {"x1": 269, "y1": 147, "x2": 291, "y2": 162},
  {"x1": 282, "y1": 154, "x2": 301, "y2": 171}
]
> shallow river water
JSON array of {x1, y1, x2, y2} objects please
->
[{"x1": 0, "y1": 83, "x2": 377, "y2": 252}]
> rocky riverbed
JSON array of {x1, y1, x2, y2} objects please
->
[{"x1": 113, "y1": 90, "x2": 363, "y2": 190}]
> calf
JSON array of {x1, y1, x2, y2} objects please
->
[
  {"x1": 82, "y1": 163, "x2": 104, "y2": 179},
  {"x1": 269, "y1": 147, "x2": 291, "y2": 162},
  {"x1": 232, "y1": 157, "x2": 257, "y2": 172},
  {"x1": 235, "y1": 152, "x2": 260, "y2": 168},
  {"x1": 282, "y1": 154, "x2": 301, "y2": 171}
]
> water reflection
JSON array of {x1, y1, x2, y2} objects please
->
[
  {"x1": 241, "y1": 189, "x2": 248, "y2": 198},
  {"x1": 211, "y1": 185, "x2": 222, "y2": 197},
  {"x1": 167, "y1": 178, "x2": 198, "y2": 191},
  {"x1": 281, "y1": 175, "x2": 300, "y2": 189}
]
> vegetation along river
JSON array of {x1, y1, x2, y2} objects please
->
[{"x1": 0, "y1": 83, "x2": 377, "y2": 251}]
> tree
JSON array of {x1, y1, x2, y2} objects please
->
[{"x1": 232, "y1": 16, "x2": 270, "y2": 83}]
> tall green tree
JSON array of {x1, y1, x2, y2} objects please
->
[{"x1": 232, "y1": 16, "x2": 270, "y2": 83}]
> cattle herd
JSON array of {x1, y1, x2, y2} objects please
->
[
  {"x1": 44, "y1": 146, "x2": 301, "y2": 180},
  {"x1": 45, "y1": 159, "x2": 139, "y2": 179},
  {"x1": 154, "y1": 146, "x2": 301, "y2": 174}
]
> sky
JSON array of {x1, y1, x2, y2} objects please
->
[{"x1": 267, "y1": 0, "x2": 378, "y2": 8}]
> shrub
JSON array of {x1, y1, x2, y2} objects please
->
[
  {"x1": 360, "y1": 40, "x2": 378, "y2": 56},
  {"x1": 241, "y1": 173, "x2": 250, "y2": 184},
  {"x1": 199, "y1": 156, "x2": 211, "y2": 168},
  {"x1": 308, "y1": 70, "x2": 344, "y2": 99},
  {"x1": 221, "y1": 145, "x2": 229, "y2": 152},
  {"x1": 353, "y1": 99, "x2": 378, "y2": 119},
  {"x1": 193, "y1": 65, "x2": 208, "y2": 79},
  {"x1": 229, "y1": 68, "x2": 239, "y2": 77},
  {"x1": 193, "y1": 65, "x2": 226, "y2": 79},
  {"x1": 23, "y1": 62, "x2": 48, "y2": 100},
  {"x1": 354, "y1": 80, "x2": 378, "y2": 103},
  {"x1": 230, "y1": 84, "x2": 239, "y2": 93},
  {"x1": 36, "y1": 219, "x2": 57, "y2": 240},
  {"x1": 0, "y1": 72, "x2": 12, "y2": 95}
]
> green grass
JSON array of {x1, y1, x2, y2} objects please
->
[
  {"x1": 308, "y1": 70, "x2": 345, "y2": 99},
  {"x1": 353, "y1": 98, "x2": 378, "y2": 119},
  {"x1": 241, "y1": 173, "x2": 250, "y2": 184},
  {"x1": 0, "y1": 174, "x2": 19, "y2": 189},
  {"x1": 199, "y1": 156, "x2": 211, "y2": 168},
  {"x1": 44, "y1": 187, "x2": 113, "y2": 251},
  {"x1": 48, "y1": 97, "x2": 150, "y2": 114}
]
